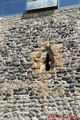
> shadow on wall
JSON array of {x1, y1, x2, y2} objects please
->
[{"x1": 21, "y1": 6, "x2": 57, "y2": 19}]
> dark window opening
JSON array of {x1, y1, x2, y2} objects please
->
[{"x1": 45, "y1": 52, "x2": 50, "y2": 71}]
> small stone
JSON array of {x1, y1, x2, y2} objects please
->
[
  {"x1": 69, "y1": 84, "x2": 75, "y2": 89},
  {"x1": 76, "y1": 68, "x2": 80, "y2": 72},
  {"x1": 76, "y1": 84, "x2": 80, "y2": 87},
  {"x1": 43, "y1": 108, "x2": 48, "y2": 115},
  {"x1": 54, "y1": 81, "x2": 60, "y2": 84},
  {"x1": 29, "y1": 91, "x2": 35, "y2": 96},
  {"x1": 38, "y1": 99, "x2": 44, "y2": 104},
  {"x1": 67, "y1": 80, "x2": 76, "y2": 84},
  {"x1": 40, "y1": 116, "x2": 46, "y2": 120},
  {"x1": 75, "y1": 76, "x2": 80, "y2": 83},
  {"x1": 32, "y1": 117, "x2": 38, "y2": 120},
  {"x1": 62, "y1": 76, "x2": 70, "y2": 81},
  {"x1": 6, "y1": 93, "x2": 11, "y2": 97},
  {"x1": 70, "y1": 88, "x2": 75, "y2": 93}
]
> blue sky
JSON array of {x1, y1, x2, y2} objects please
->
[
  {"x1": 58, "y1": 0, "x2": 79, "y2": 8},
  {"x1": 0, "y1": 0, "x2": 26, "y2": 16}
]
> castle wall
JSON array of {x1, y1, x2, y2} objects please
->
[{"x1": 0, "y1": 7, "x2": 80, "y2": 120}]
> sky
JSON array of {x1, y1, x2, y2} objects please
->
[
  {"x1": 58, "y1": 0, "x2": 79, "y2": 8},
  {"x1": 0, "y1": 0, "x2": 26, "y2": 16}
]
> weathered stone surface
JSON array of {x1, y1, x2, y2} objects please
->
[{"x1": 0, "y1": 6, "x2": 80, "y2": 120}]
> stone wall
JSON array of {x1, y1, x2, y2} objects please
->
[{"x1": 0, "y1": 7, "x2": 80, "y2": 120}]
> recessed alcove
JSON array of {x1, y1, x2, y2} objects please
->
[
  {"x1": 31, "y1": 40, "x2": 63, "y2": 74},
  {"x1": 45, "y1": 46, "x2": 55, "y2": 71},
  {"x1": 45, "y1": 52, "x2": 50, "y2": 71}
]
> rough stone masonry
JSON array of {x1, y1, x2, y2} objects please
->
[{"x1": 0, "y1": 6, "x2": 80, "y2": 120}]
